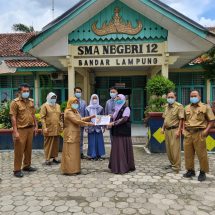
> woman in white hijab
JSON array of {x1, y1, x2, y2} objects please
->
[
  {"x1": 40, "y1": 92, "x2": 62, "y2": 165},
  {"x1": 85, "y1": 94, "x2": 105, "y2": 160}
]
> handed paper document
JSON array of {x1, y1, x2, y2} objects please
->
[{"x1": 95, "y1": 115, "x2": 111, "y2": 125}]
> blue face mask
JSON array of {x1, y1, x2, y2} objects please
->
[
  {"x1": 48, "y1": 98, "x2": 56, "y2": 105},
  {"x1": 21, "y1": 92, "x2": 30, "y2": 99},
  {"x1": 75, "y1": 92, "x2": 82, "y2": 98},
  {"x1": 72, "y1": 104, "x2": 79, "y2": 110},
  {"x1": 115, "y1": 100, "x2": 125, "y2": 105},
  {"x1": 167, "y1": 98, "x2": 175, "y2": 105},
  {"x1": 190, "y1": 97, "x2": 199, "y2": 104},
  {"x1": 110, "y1": 93, "x2": 117, "y2": 99}
]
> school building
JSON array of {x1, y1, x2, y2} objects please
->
[{"x1": 1, "y1": 0, "x2": 215, "y2": 124}]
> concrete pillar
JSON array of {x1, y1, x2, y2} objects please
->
[
  {"x1": 207, "y1": 79, "x2": 211, "y2": 102},
  {"x1": 161, "y1": 63, "x2": 169, "y2": 78},
  {"x1": 83, "y1": 70, "x2": 88, "y2": 102},
  {"x1": 68, "y1": 64, "x2": 75, "y2": 98},
  {"x1": 34, "y1": 73, "x2": 39, "y2": 108},
  {"x1": 162, "y1": 42, "x2": 169, "y2": 78}
]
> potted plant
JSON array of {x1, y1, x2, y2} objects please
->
[
  {"x1": 0, "y1": 103, "x2": 43, "y2": 150},
  {"x1": 0, "y1": 102, "x2": 14, "y2": 150},
  {"x1": 145, "y1": 75, "x2": 175, "y2": 153}
]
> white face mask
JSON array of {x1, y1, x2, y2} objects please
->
[{"x1": 48, "y1": 98, "x2": 56, "y2": 106}]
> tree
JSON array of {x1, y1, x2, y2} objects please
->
[
  {"x1": 12, "y1": 23, "x2": 35, "y2": 33},
  {"x1": 201, "y1": 47, "x2": 215, "y2": 80}
]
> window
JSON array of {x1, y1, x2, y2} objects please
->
[{"x1": 169, "y1": 72, "x2": 206, "y2": 105}]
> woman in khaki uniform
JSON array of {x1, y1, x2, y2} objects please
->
[
  {"x1": 40, "y1": 92, "x2": 62, "y2": 165},
  {"x1": 61, "y1": 97, "x2": 95, "y2": 175}
]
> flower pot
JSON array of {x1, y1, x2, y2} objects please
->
[
  {"x1": 147, "y1": 112, "x2": 166, "y2": 153},
  {"x1": 0, "y1": 129, "x2": 63, "y2": 151},
  {"x1": 207, "y1": 129, "x2": 215, "y2": 152}
]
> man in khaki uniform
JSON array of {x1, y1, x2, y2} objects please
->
[
  {"x1": 162, "y1": 91, "x2": 184, "y2": 173},
  {"x1": 183, "y1": 90, "x2": 215, "y2": 181},
  {"x1": 10, "y1": 83, "x2": 38, "y2": 178},
  {"x1": 40, "y1": 92, "x2": 62, "y2": 165}
]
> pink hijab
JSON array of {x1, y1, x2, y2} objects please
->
[{"x1": 113, "y1": 94, "x2": 130, "y2": 120}]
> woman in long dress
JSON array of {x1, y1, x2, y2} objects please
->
[
  {"x1": 108, "y1": 94, "x2": 135, "y2": 174},
  {"x1": 61, "y1": 97, "x2": 95, "y2": 175},
  {"x1": 85, "y1": 94, "x2": 105, "y2": 160},
  {"x1": 40, "y1": 92, "x2": 62, "y2": 165}
]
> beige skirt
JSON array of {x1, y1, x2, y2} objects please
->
[
  {"x1": 61, "y1": 141, "x2": 81, "y2": 174},
  {"x1": 44, "y1": 136, "x2": 59, "y2": 160}
]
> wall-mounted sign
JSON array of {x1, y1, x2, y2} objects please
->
[
  {"x1": 72, "y1": 43, "x2": 164, "y2": 57},
  {"x1": 115, "y1": 83, "x2": 126, "y2": 88},
  {"x1": 92, "y1": 7, "x2": 143, "y2": 36},
  {"x1": 73, "y1": 56, "x2": 163, "y2": 67}
]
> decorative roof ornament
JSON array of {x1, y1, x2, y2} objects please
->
[{"x1": 92, "y1": 7, "x2": 143, "y2": 36}]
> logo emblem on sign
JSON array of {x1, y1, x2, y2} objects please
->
[{"x1": 92, "y1": 7, "x2": 143, "y2": 36}]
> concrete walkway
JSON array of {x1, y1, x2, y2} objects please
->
[{"x1": 0, "y1": 147, "x2": 215, "y2": 215}]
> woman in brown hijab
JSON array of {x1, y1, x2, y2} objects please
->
[{"x1": 61, "y1": 97, "x2": 95, "y2": 175}]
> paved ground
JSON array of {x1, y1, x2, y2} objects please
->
[{"x1": 0, "y1": 146, "x2": 215, "y2": 215}]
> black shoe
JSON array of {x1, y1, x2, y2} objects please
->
[
  {"x1": 52, "y1": 159, "x2": 61, "y2": 164},
  {"x1": 183, "y1": 170, "x2": 195, "y2": 178},
  {"x1": 44, "y1": 161, "x2": 52, "y2": 165},
  {"x1": 198, "y1": 171, "x2": 206, "y2": 182},
  {"x1": 14, "y1": 171, "x2": 24, "y2": 178},
  {"x1": 164, "y1": 165, "x2": 172, "y2": 170},
  {"x1": 22, "y1": 166, "x2": 37, "y2": 172},
  {"x1": 81, "y1": 153, "x2": 86, "y2": 159}
]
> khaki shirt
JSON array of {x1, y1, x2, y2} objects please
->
[
  {"x1": 184, "y1": 102, "x2": 215, "y2": 129},
  {"x1": 63, "y1": 109, "x2": 91, "y2": 143},
  {"x1": 10, "y1": 97, "x2": 36, "y2": 128},
  {"x1": 40, "y1": 103, "x2": 62, "y2": 136},
  {"x1": 163, "y1": 102, "x2": 184, "y2": 128}
]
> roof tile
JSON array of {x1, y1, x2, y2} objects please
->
[
  {"x1": 0, "y1": 33, "x2": 36, "y2": 57},
  {"x1": 5, "y1": 59, "x2": 50, "y2": 68}
]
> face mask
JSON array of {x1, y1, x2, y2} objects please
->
[
  {"x1": 115, "y1": 100, "x2": 125, "y2": 105},
  {"x1": 190, "y1": 97, "x2": 199, "y2": 104},
  {"x1": 92, "y1": 99, "x2": 97, "y2": 104},
  {"x1": 21, "y1": 92, "x2": 30, "y2": 99},
  {"x1": 48, "y1": 98, "x2": 56, "y2": 105},
  {"x1": 110, "y1": 93, "x2": 117, "y2": 99},
  {"x1": 72, "y1": 104, "x2": 79, "y2": 109},
  {"x1": 75, "y1": 92, "x2": 82, "y2": 98},
  {"x1": 167, "y1": 98, "x2": 175, "y2": 105}
]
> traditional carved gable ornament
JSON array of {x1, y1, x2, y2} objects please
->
[{"x1": 92, "y1": 7, "x2": 143, "y2": 36}]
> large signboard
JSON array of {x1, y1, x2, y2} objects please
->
[
  {"x1": 71, "y1": 43, "x2": 165, "y2": 67},
  {"x1": 73, "y1": 56, "x2": 163, "y2": 67},
  {"x1": 72, "y1": 43, "x2": 164, "y2": 56}
]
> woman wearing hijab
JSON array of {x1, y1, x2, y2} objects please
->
[
  {"x1": 61, "y1": 97, "x2": 95, "y2": 175},
  {"x1": 40, "y1": 92, "x2": 62, "y2": 165},
  {"x1": 108, "y1": 94, "x2": 135, "y2": 174},
  {"x1": 85, "y1": 94, "x2": 105, "y2": 160}
]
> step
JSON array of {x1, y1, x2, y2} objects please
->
[{"x1": 83, "y1": 136, "x2": 147, "y2": 145}]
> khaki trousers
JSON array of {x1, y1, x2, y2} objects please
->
[
  {"x1": 165, "y1": 128, "x2": 181, "y2": 171},
  {"x1": 13, "y1": 127, "x2": 34, "y2": 172},
  {"x1": 44, "y1": 136, "x2": 59, "y2": 160},
  {"x1": 184, "y1": 130, "x2": 209, "y2": 173}
]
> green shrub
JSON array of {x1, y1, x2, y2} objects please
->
[
  {"x1": 60, "y1": 101, "x2": 67, "y2": 112},
  {"x1": 0, "y1": 102, "x2": 12, "y2": 129},
  {"x1": 146, "y1": 75, "x2": 175, "y2": 97},
  {"x1": 145, "y1": 97, "x2": 167, "y2": 114},
  {"x1": 145, "y1": 75, "x2": 175, "y2": 115}
]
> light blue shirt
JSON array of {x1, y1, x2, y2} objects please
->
[
  {"x1": 78, "y1": 98, "x2": 86, "y2": 117},
  {"x1": 105, "y1": 98, "x2": 115, "y2": 115}
]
